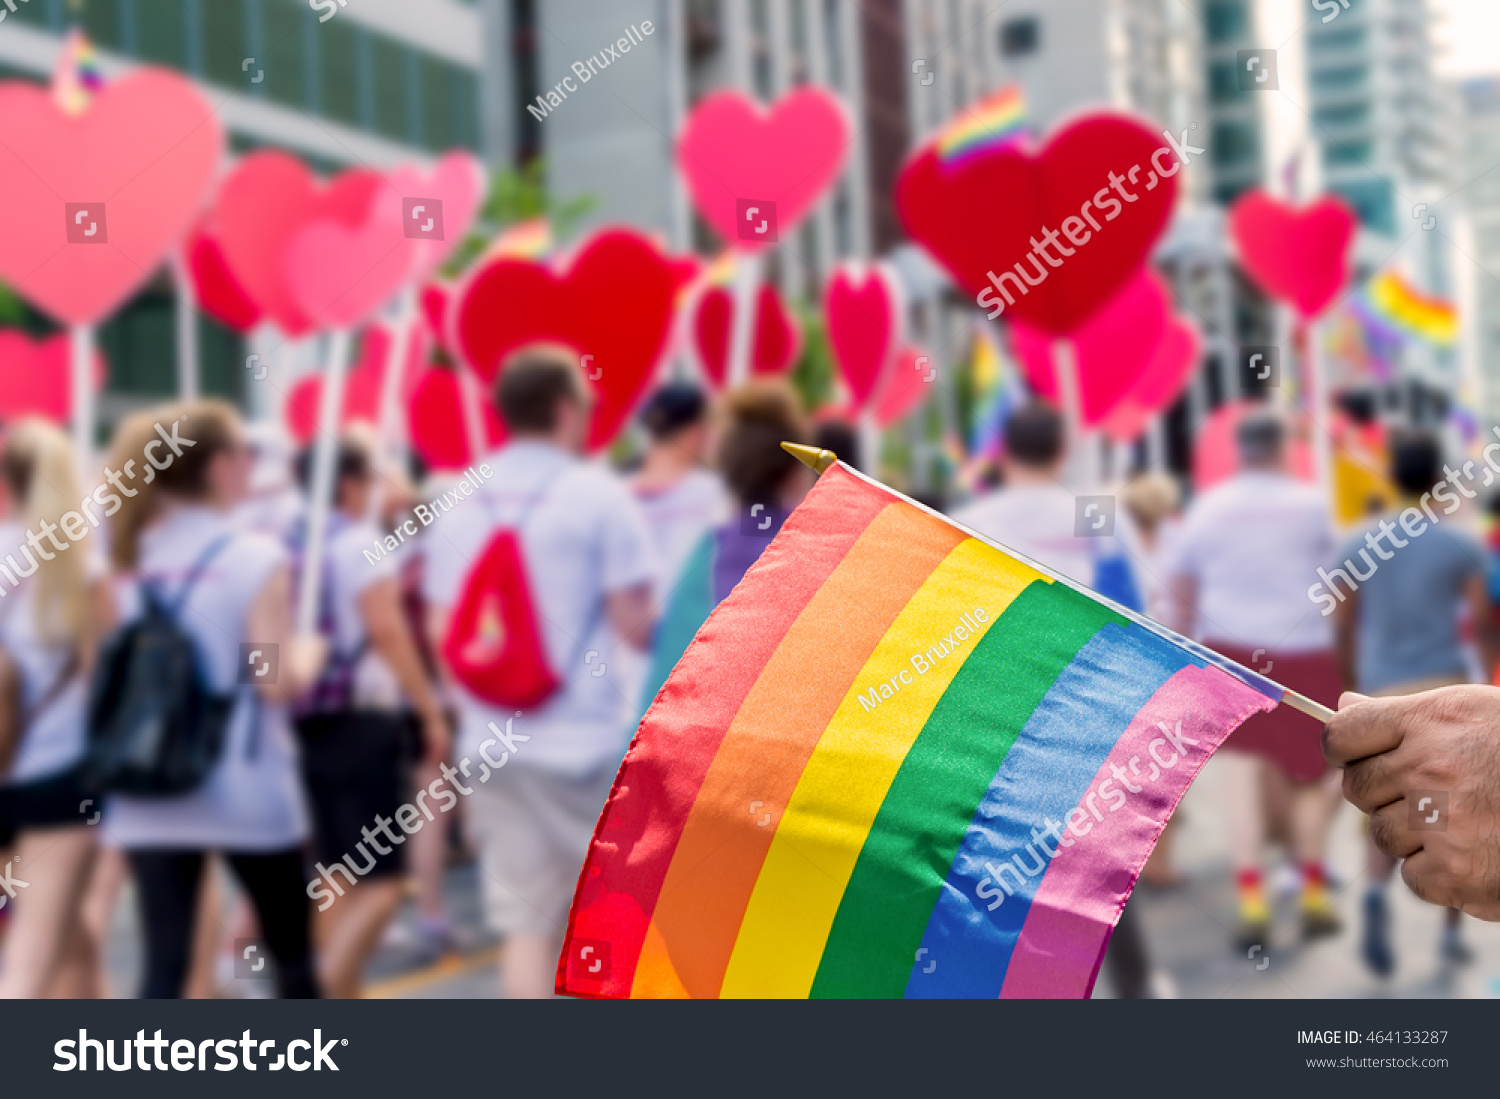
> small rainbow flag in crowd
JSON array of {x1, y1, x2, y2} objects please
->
[
  {"x1": 935, "y1": 84, "x2": 1027, "y2": 163},
  {"x1": 1364, "y1": 271, "x2": 1457, "y2": 346},
  {"x1": 558, "y1": 461, "x2": 1301, "y2": 999},
  {"x1": 967, "y1": 323, "x2": 1024, "y2": 459},
  {"x1": 51, "y1": 29, "x2": 106, "y2": 117}
]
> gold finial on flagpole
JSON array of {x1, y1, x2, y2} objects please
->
[{"x1": 781, "y1": 442, "x2": 838, "y2": 474}]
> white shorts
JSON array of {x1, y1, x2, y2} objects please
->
[{"x1": 465, "y1": 763, "x2": 616, "y2": 938}]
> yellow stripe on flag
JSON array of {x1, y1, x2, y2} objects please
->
[{"x1": 719, "y1": 539, "x2": 1045, "y2": 997}]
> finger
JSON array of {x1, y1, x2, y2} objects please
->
[
  {"x1": 1341, "y1": 754, "x2": 1405, "y2": 813},
  {"x1": 1399, "y1": 849, "x2": 1458, "y2": 909},
  {"x1": 1322, "y1": 694, "x2": 1406, "y2": 768},
  {"x1": 1367, "y1": 801, "x2": 1424, "y2": 861}
]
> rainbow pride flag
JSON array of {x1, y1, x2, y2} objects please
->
[
  {"x1": 558, "y1": 463, "x2": 1281, "y2": 999},
  {"x1": 935, "y1": 85, "x2": 1027, "y2": 163},
  {"x1": 1364, "y1": 271, "x2": 1457, "y2": 346}
]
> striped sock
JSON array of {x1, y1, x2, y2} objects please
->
[
  {"x1": 1237, "y1": 868, "x2": 1268, "y2": 922},
  {"x1": 1302, "y1": 862, "x2": 1329, "y2": 907}
]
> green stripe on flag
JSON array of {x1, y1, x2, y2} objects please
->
[{"x1": 809, "y1": 580, "x2": 1121, "y2": 999}]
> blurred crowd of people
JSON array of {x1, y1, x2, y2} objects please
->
[{"x1": 0, "y1": 339, "x2": 1490, "y2": 999}]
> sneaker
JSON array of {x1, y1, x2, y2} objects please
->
[
  {"x1": 1440, "y1": 927, "x2": 1475, "y2": 966},
  {"x1": 1301, "y1": 890, "x2": 1343, "y2": 940},
  {"x1": 1360, "y1": 891, "x2": 1394, "y2": 977}
]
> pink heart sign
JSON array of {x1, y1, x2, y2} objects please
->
[
  {"x1": 677, "y1": 88, "x2": 851, "y2": 249},
  {"x1": 1229, "y1": 191, "x2": 1356, "y2": 319},
  {"x1": 283, "y1": 202, "x2": 418, "y2": 331},
  {"x1": 0, "y1": 71, "x2": 223, "y2": 326},
  {"x1": 1010, "y1": 268, "x2": 1170, "y2": 425},
  {"x1": 825, "y1": 263, "x2": 902, "y2": 411},
  {"x1": 386, "y1": 152, "x2": 488, "y2": 286},
  {"x1": 0, "y1": 330, "x2": 105, "y2": 424},
  {"x1": 215, "y1": 152, "x2": 384, "y2": 337},
  {"x1": 283, "y1": 324, "x2": 428, "y2": 444},
  {"x1": 1101, "y1": 316, "x2": 1200, "y2": 442}
]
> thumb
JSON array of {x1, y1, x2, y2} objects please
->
[{"x1": 1337, "y1": 691, "x2": 1371, "y2": 711}]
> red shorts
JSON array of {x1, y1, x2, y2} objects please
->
[{"x1": 1204, "y1": 641, "x2": 1343, "y2": 784}]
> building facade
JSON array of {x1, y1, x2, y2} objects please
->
[{"x1": 0, "y1": 0, "x2": 483, "y2": 416}]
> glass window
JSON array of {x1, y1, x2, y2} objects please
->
[
  {"x1": 262, "y1": 0, "x2": 308, "y2": 109},
  {"x1": 1333, "y1": 178, "x2": 1394, "y2": 236},
  {"x1": 1204, "y1": 0, "x2": 1248, "y2": 44},
  {"x1": 135, "y1": 0, "x2": 190, "y2": 67},
  {"x1": 1323, "y1": 140, "x2": 1371, "y2": 166},
  {"x1": 421, "y1": 56, "x2": 453, "y2": 150},
  {"x1": 100, "y1": 291, "x2": 175, "y2": 398},
  {"x1": 1313, "y1": 102, "x2": 1370, "y2": 127},
  {"x1": 1211, "y1": 120, "x2": 1259, "y2": 168},
  {"x1": 319, "y1": 13, "x2": 359, "y2": 126},
  {"x1": 1309, "y1": 26, "x2": 1366, "y2": 52},
  {"x1": 1311, "y1": 64, "x2": 1367, "y2": 90},
  {"x1": 999, "y1": 17, "x2": 1039, "y2": 58},
  {"x1": 6, "y1": 0, "x2": 51, "y2": 28},
  {"x1": 369, "y1": 34, "x2": 407, "y2": 141},
  {"x1": 79, "y1": 0, "x2": 121, "y2": 49},
  {"x1": 202, "y1": 0, "x2": 248, "y2": 88},
  {"x1": 1207, "y1": 60, "x2": 1246, "y2": 103},
  {"x1": 451, "y1": 67, "x2": 478, "y2": 149}
]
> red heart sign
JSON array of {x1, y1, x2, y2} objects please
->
[
  {"x1": 1229, "y1": 191, "x2": 1356, "y2": 319},
  {"x1": 215, "y1": 152, "x2": 383, "y2": 337},
  {"x1": 826, "y1": 263, "x2": 902, "y2": 410},
  {"x1": 897, "y1": 112, "x2": 1180, "y2": 336},
  {"x1": 0, "y1": 71, "x2": 223, "y2": 326},
  {"x1": 408, "y1": 367, "x2": 504, "y2": 471},
  {"x1": 0, "y1": 330, "x2": 105, "y2": 424},
  {"x1": 1101, "y1": 316, "x2": 1200, "y2": 442},
  {"x1": 187, "y1": 219, "x2": 262, "y2": 333},
  {"x1": 1010, "y1": 268, "x2": 1170, "y2": 425},
  {"x1": 421, "y1": 283, "x2": 452, "y2": 352},
  {"x1": 451, "y1": 228, "x2": 679, "y2": 451},
  {"x1": 691, "y1": 283, "x2": 802, "y2": 388},
  {"x1": 283, "y1": 325, "x2": 429, "y2": 444},
  {"x1": 677, "y1": 88, "x2": 851, "y2": 249}
]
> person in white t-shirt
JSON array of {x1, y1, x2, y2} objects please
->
[
  {"x1": 0, "y1": 420, "x2": 116, "y2": 998},
  {"x1": 101, "y1": 401, "x2": 329, "y2": 998},
  {"x1": 1166, "y1": 408, "x2": 1344, "y2": 949},
  {"x1": 291, "y1": 436, "x2": 451, "y2": 998},
  {"x1": 424, "y1": 344, "x2": 656, "y2": 999}
]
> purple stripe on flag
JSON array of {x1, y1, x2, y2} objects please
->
[{"x1": 998, "y1": 665, "x2": 1275, "y2": 999}]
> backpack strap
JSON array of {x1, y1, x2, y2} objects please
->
[{"x1": 149, "y1": 533, "x2": 235, "y2": 619}]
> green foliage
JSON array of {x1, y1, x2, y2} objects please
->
[
  {"x1": 789, "y1": 300, "x2": 838, "y2": 414},
  {"x1": 0, "y1": 283, "x2": 26, "y2": 327},
  {"x1": 442, "y1": 159, "x2": 597, "y2": 278}
]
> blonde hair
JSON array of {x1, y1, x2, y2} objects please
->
[
  {"x1": 1120, "y1": 472, "x2": 1181, "y2": 533},
  {"x1": 1, "y1": 419, "x2": 88, "y2": 647},
  {"x1": 106, "y1": 400, "x2": 242, "y2": 572}
]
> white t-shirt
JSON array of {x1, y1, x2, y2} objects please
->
[
  {"x1": 320, "y1": 515, "x2": 404, "y2": 708},
  {"x1": 423, "y1": 441, "x2": 657, "y2": 775},
  {"x1": 1166, "y1": 470, "x2": 1335, "y2": 652},
  {"x1": 632, "y1": 469, "x2": 727, "y2": 594},
  {"x1": 951, "y1": 483, "x2": 1142, "y2": 589},
  {"x1": 0, "y1": 522, "x2": 100, "y2": 784},
  {"x1": 104, "y1": 507, "x2": 309, "y2": 851}
]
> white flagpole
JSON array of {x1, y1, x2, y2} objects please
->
[
  {"x1": 173, "y1": 250, "x2": 199, "y2": 401},
  {"x1": 725, "y1": 250, "x2": 763, "y2": 388},
  {"x1": 69, "y1": 324, "x2": 94, "y2": 472},
  {"x1": 367, "y1": 291, "x2": 417, "y2": 522},
  {"x1": 296, "y1": 328, "x2": 353, "y2": 636},
  {"x1": 459, "y1": 366, "x2": 489, "y2": 467},
  {"x1": 1053, "y1": 338, "x2": 1091, "y2": 490}
]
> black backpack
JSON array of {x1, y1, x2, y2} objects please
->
[{"x1": 83, "y1": 535, "x2": 238, "y2": 796}]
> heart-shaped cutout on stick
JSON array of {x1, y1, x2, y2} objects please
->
[
  {"x1": 451, "y1": 228, "x2": 681, "y2": 452},
  {"x1": 1229, "y1": 191, "x2": 1356, "y2": 319},
  {"x1": 690, "y1": 283, "x2": 802, "y2": 389},
  {"x1": 825, "y1": 262, "x2": 902, "y2": 411},
  {"x1": 0, "y1": 330, "x2": 105, "y2": 424},
  {"x1": 677, "y1": 88, "x2": 851, "y2": 249},
  {"x1": 0, "y1": 71, "x2": 223, "y2": 325},
  {"x1": 898, "y1": 112, "x2": 1180, "y2": 336}
]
